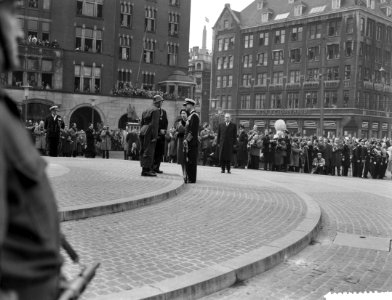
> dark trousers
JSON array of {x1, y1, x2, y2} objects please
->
[
  {"x1": 47, "y1": 137, "x2": 59, "y2": 157},
  {"x1": 153, "y1": 137, "x2": 165, "y2": 171},
  {"x1": 140, "y1": 134, "x2": 156, "y2": 171},
  {"x1": 342, "y1": 165, "x2": 349, "y2": 176},
  {"x1": 220, "y1": 159, "x2": 231, "y2": 172},
  {"x1": 331, "y1": 166, "x2": 341, "y2": 176},
  {"x1": 353, "y1": 162, "x2": 363, "y2": 177},
  {"x1": 102, "y1": 150, "x2": 109, "y2": 159},
  {"x1": 202, "y1": 148, "x2": 211, "y2": 166},
  {"x1": 249, "y1": 155, "x2": 259, "y2": 169},
  {"x1": 186, "y1": 144, "x2": 198, "y2": 182},
  {"x1": 363, "y1": 161, "x2": 371, "y2": 178}
]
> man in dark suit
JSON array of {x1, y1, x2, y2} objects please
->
[
  {"x1": 217, "y1": 113, "x2": 237, "y2": 173},
  {"x1": 139, "y1": 95, "x2": 161, "y2": 176},
  {"x1": 183, "y1": 98, "x2": 199, "y2": 183},
  {"x1": 153, "y1": 96, "x2": 168, "y2": 174},
  {"x1": 44, "y1": 105, "x2": 64, "y2": 157}
]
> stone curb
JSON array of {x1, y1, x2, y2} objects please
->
[
  {"x1": 59, "y1": 179, "x2": 185, "y2": 222},
  {"x1": 93, "y1": 183, "x2": 322, "y2": 300}
]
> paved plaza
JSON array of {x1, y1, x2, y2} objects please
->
[{"x1": 45, "y1": 155, "x2": 392, "y2": 300}]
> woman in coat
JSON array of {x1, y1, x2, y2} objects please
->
[
  {"x1": 34, "y1": 120, "x2": 46, "y2": 155},
  {"x1": 236, "y1": 125, "x2": 248, "y2": 168},
  {"x1": 273, "y1": 138, "x2": 287, "y2": 171},
  {"x1": 175, "y1": 109, "x2": 188, "y2": 180},
  {"x1": 248, "y1": 134, "x2": 262, "y2": 169},
  {"x1": 290, "y1": 139, "x2": 301, "y2": 172},
  {"x1": 100, "y1": 125, "x2": 112, "y2": 159},
  {"x1": 331, "y1": 139, "x2": 343, "y2": 176}
]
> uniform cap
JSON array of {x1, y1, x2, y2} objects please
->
[
  {"x1": 49, "y1": 105, "x2": 58, "y2": 111},
  {"x1": 183, "y1": 98, "x2": 196, "y2": 106},
  {"x1": 153, "y1": 95, "x2": 164, "y2": 103}
]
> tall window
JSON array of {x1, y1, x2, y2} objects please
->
[
  {"x1": 257, "y1": 52, "x2": 268, "y2": 66},
  {"x1": 222, "y1": 76, "x2": 227, "y2": 87},
  {"x1": 43, "y1": 0, "x2": 51, "y2": 10},
  {"x1": 168, "y1": 12, "x2": 179, "y2": 37},
  {"x1": 228, "y1": 56, "x2": 233, "y2": 69},
  {"x1": 346, "y1": 17, "x2": 354, "y2": 33},
  {"x1": 308, "y1": 23, "x2": 322, "y2": 39},
  {"x1": 290, "y1": 48, "x2": 301, "y2": 63},
  {"x1": 145, "y1": 7, "x2": 157, "y2": 32},
  {"x1": 376, "y1": 25, "x2": 383, "y2": 41},
  {"x1": 117, "y1": 70, "x2": 131, "y2": 88},
  {"x1": 240, "y1": 95, "x2": 251, "y2": 109},
  {"x1": 119, "y1": 36, "x2": 131, "y2": 60},
  {"x1": 120, "y1": 3, "x2": 133, "y2": 28},
  {"x1": 343, "y1": 90, "x2": 349, "y2": 107},
  {"x1": 345, "y1": 40, "x2": 353, "y2": 57},
  {"x1": 307, "y1": 46, "x2": 320, "y2": 61},
  {"x1": 75, "y1": 27, "x2": 102, "y2": 53},
  {"x1": 344, "y1": 65, "x2": 351, "y2": 80},
  {"x1": 169, "y1": 0, "x2": 179, "y2": 6},
  {"x1": 327, "y1": 44, "x2": 340, "y2": 59},
  {"x1": 229, "y1": 37, "x2": 235, "y2": 49},
  {"x1": 74, "y1": 64, "x2": 101, "y2": 93},
  {"x1": 270, "y1": 93, "x2": 282, "y2": 108},
  {"x1": 289, "y1": 70, "x2": 300, "y2": 83},
  {"x1": 27, "y1": 19, "x2": 38, "y2": 37},
  {"x1": 244, "y1": 34, "x2": 254, "y2": 48},
  {"x1": 287, "y1": 93, "x2": 299, "y2": 108},
  {"x1": 167, "y1": 43, "x2": 178, "y2": 65},
  {"x1": 29, "y1": 0, "x2": 38, "y2": 8},
  {"x1": 326, "y1": 66, "x2": 339, "y2": 80},
  {"x1": 257, "y1": 73, "x2": 267, "y2": 85},
  {"x1": 259, "y1": 32, "x2": 269, "y2": 46},
  {"x1": 274, "y1": 29, "x2": 285, "y2": 44},
  {"x1": 272, "y1": 50, "x2": 284, "y2": 65},
  {"x1": 142, "y1": 72, "x2": 154, "y2": 90},
  {"x1": 291, "y1": 26, "x2": 303, "y2": 41},
  {"x1": 218, "y1": 39, "x2": 223, "y2": 51},
  {"x1": 228, "y1": 75, "x2": 233, "y2": 87},
  {"x1": 143, "y1": 39, "x2": 155, "y2": 63},
  {"x1": 42, "y1": 22, "x2": 50, "y2": 41},
  {"x1": 217, "y1": 57, "x2": 222, "y2": 70},
  {"x1": 324, "y1": 91, "x2": 338, "y2": 108},
  {"x1": 305, "y1": 92, "x2": 318, "y2": 108},
  {"x1": 272, "y1": 71, "x2": 283, "y2": 84},
  {"x1": 242, "y1": 74, "x2": 252, "y2": 86},
  {"x1": 243, "y1": 55, "x2": 252, "y2": 68},
  {"x1": 255, "y1": 94, "x2": 266, "y2": 109},
  {"x1": 224, "y1": 38, "x2": 229, "y2": 51},
  {"x1": 328, "y1": 20, "x2": 341, "y2": 36},
  {"x1": 307, "y1": 68, "x2": 319, "y2": 81},
  {"x1": 76, "y1": 0, "x2": 103, "y2": 18},
  {"x1": 216, "y1": 76, "x2": 221, "y2": 88}
]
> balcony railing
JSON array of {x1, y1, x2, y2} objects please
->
[
  {"x1": 303, "y1": 81, "x2": 320, "y2": 89},
  {"x1": 363, "y1": 81, "x2": 374, "y2": 89},
  {"x1": 374, "y1": 83, "x2": 384, "y2": 92},
  {"x1": 324, "y1": 80, "x2": 340, "y2": 89},
  {"x1": 268, "y1": 83, "x2": 284, "y2": 91},
  {"x1": 285, "y1": 82, "x2": 301, "y2": 90}
]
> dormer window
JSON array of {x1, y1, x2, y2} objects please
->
[
  {"x1": 367, "y1": 0, "x2": 375, "y2": 9},
  {"x1": 294, "y1": 5, "x2": 303, "y2": 16},
  {"x1": 332, "y1": 0, "x2": 341, "y2": 9},
  {"x1": 257, "y1": 0, "x2": 264, "y2": 10},
  {"x1": 261, "y1": 9, "x2": 273, "y2": 23},
  {"x1": 387, "y1": 6, "x2": 392, "y2": 16},
  {"x1": 288, "y1": 0, "x2": 294, "y2": 4}
]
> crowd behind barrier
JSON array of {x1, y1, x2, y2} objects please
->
[{"x1": 26, "y1": 118, "x2": 392, "y2": 180}]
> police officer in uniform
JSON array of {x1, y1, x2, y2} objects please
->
[
  {"x1": 44, "y1": 105, "x2": 65, "y2": 157},
  {"x1": 153, "y1": 97, "x2": 168, "y2": 173},
  {"x1": 139, "y1": 95, "x2": 161, "y2": 176},
  {"x1": 0, "y1": 1, "x2": 62, "y2": 298},
  {"x1": 183, "y1": 98, "x2": 200, "y2": 183}
]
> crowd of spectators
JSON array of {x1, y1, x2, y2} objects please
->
[
  {"x1": 111, "y1": 84, "x2": 177, "y2": 100},
  {"x1": 20, "y1": 35, "x2": 60, "y2": 48}
]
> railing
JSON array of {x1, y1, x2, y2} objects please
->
[
  {"x1": 303, "y1": 81, "x2": 320, "y2": 89},
  {"x1": 285, "y1": 82, "x2": 301, "y2": 90},
  {"x1": 268, "y1": 83, "x2": 284, "y2": 91},
  {"x1": 324, "y1": 80, "x2": 340, "y2": 89}
]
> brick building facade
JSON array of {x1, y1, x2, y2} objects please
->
[{"x1": 211, "y1": 0, "x2": 392, "y2": 139}]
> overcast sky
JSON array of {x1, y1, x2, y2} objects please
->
[{"x1": 189, "y1": 0, "x2": 254, "y2": 50}]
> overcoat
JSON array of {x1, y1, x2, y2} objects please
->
[{"x1": 217, "y1": 122, "x2": 237, "y2": 161}]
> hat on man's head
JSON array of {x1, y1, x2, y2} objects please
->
[
  {"x1": 183, "y1": 98, "x2": 196, "y2": 106},
  {"x1": 49, "y1": 105, "x2": 58, "y2": 111},
  {"x1": 153, "y1": 95, "x2": 164, "y2": 104}
]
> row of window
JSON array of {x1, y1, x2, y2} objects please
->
[
  {"x1": 225, "y1": 17, "x2": 392, "y2": 52},
  {"x1": 236, "y1": 91, "x2": 350, "y2": 110},
  {"x1": 216, "y1": 75, "x2": 233, "y2": 88}
]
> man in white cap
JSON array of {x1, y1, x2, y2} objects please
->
[
  {"x1": 139, "y1": 95, "x2": 161, "y2": 176},
  {"x1": 44, "y1": 105, "x2": 64, "y2": 157},
  {"x1": 0, "y1": 1, "x2": 62, "y2": 299},
  {"x1": 183, "y1": 98, "x2": 199, "y2": 183}
]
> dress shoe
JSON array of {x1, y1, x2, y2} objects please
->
[
  {"x1": 141, "y1": 171, "x2": 157, "y2": 177},
  {"x1": 221, "y1": 170, "x2": 225, "y2": 173},
  {"x1": 154, "y1": 169, "x2": 163, "y2": 174},
  {"x1": 227, "y1": 170, "x2": 231, "y2": 174}
]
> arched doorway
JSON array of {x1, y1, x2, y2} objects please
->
[
  {"x1": 118, "y1": 114, "x2": 128, "y2": 130},
  {"x1": 70, "y1": 106, "x2": 102, "y2": 130}
]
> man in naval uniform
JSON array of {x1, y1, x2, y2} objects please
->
[
  {"x1": 183, "y1": 98, "x2": 200, "y2": 183},
  {"x1": 44, "y1": 105, "x2": 64, "y2": 157},
  {"x1": 139, "y1": 95, "x2": 161, "y2": 176}
]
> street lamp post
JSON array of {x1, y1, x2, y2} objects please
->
[
  {"x1": 22, "y1": 85, "x2": 31, "y2": 122},
  {"x1": 90, "y1": 99, "x2": 95, "y2": 128}
]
